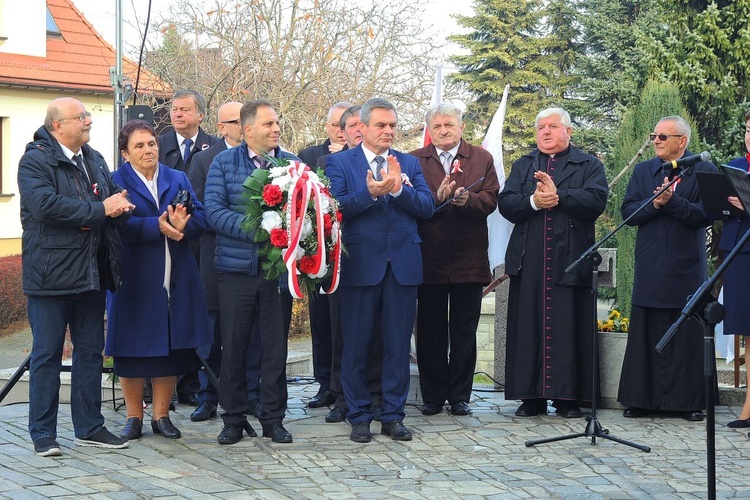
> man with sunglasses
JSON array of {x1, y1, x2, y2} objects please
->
[
  {"x1": 618, "y1": 115, "x2": 717, "y2": 421},
  {"x1": 18, "y1": 97, "x2": 134, "y2": 456},
  {"x1": 297, "y1": 102, "x2": 353, "y2": 410}
]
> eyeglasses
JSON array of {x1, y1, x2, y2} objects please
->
[
  {"x1": 328, "y1": 122, "x2": 341, "y2": 129},
  {"x1": 58, "y1": 112, "x2": 92, "y2": 123},
  {"x1": 649, "y1": 133, "x2": 683, "y2": 141},
  {"x1": 221, "y1": 119, "x2": 241, "y2": 125}
]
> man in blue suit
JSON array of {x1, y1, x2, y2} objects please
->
[{"x1": 326, "y1": 98, "x2": 434, "y2": 442}]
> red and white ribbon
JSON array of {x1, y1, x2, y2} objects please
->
[{"x1": 282, "y1": 161, "x2": 341, "y2": 298}]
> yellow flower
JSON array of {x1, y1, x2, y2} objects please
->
[{"x1": 599, "y1": 309, "x2": 629, "y2": 333}]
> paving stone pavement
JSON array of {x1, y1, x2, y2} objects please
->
[{"x1": 1, "y1": 329, "x2": 749, "y2": 498}]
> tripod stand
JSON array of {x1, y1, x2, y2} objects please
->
[
  {"x1": 654, "y1": 163, "x2": 750, "y2": 500},
  {"x1": 525, "y1": 165, "x2": 693, "y2": 451},
  {"x1": 525, "y1": 251, "x2": 650, "y2": 451}
]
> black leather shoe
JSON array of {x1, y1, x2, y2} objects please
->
[
  {"x1": 325, "y1": 406, "x2": 348, "y2": 423},
  {"x1": 120, "y1": 417, "x2": 142, "y2": 440},
  {"x1": 190, "y1": 401, "x2": 217, "y2": 422},
  {"x1": 350, "y1": 422, "x2": 372, "y2": 443},
  {"x1": 623, "y1": 407, "x2": 650, "y2": 418},
  {"x1": 217, "y1": 420, "x2": 256, "y2": 445},
  {"x1": 151, "y1": 417, "x2": 181, "y2": 439},
  {"x1": 515, "y1": 400, "x2": 547, "y2": 417},
  {"x1": 450, "y1": 402, "x2": 471, "y2": 416},
  {"x1": 262, "y1": 422, "x2": 293, "y2": 443},
  {"x1": 307, "y1": 390, "x2": 335, "y2": 408},
  {"x1": 381, "y1": 420, "x2": 412, "y2": 441},
  {"x1": 177, "y1": 392, "x2": 200, "y2": 407},
  {"x1": 682, "y1": 411, "x2": 705, "y2": 422},
  {"x1": 421, "y1": 402, "x2": 443, "y2": 416},
  {"x1": 554, "y1": 401, "x2": 582, "y2": 419},
  {"x1": 245, "y1": 399, "x2": 261, "y2": 419},
  {"x1": 727, "y1": 418, "x2": 750, "y2": 428}
]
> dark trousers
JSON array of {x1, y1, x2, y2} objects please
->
[
  {"x1": 308, "y1": 290, "x2": 333, "y2": 393},
  {"x1": 197, "y1": 310, "x2": 261, "y2": 405},
  {"x1": 217, "y1": 273, "x2": 288, "y2": 427},
  {"x1": 328, "y1": 291, "x2": 383, "y2": 409},
  {"x1": 340, "y1": 265, "x2": 417, "y2": 424},
  {"x1": 416, "y1": 283, "x2": 482, "y2": 405}
]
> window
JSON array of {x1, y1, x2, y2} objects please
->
[{"x1": 46, "y1": 7, "x2": 61, "y2": 38}]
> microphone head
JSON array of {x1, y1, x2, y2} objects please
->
[{"x1": 700, "y1": 151, "x2": 711, "y2": 162}]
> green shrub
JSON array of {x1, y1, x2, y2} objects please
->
[{"x1": 0, "y1": 254, "x2": 25, "y2": 329}]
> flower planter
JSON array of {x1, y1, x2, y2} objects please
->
[{"x1": 598, "y1": 331, "x2": 627, "y2": 409}]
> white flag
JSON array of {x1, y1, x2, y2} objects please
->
[{"x1": 481, "y1": 84, "x2": 514, "y2": 270}]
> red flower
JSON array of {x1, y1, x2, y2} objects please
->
[
  {"x1": 323, "y1": 214, "x2": 333, "y2": 236},
  {"x1": 299, "y1": 254, "x2": 319, "y2": 274},
  {"x1": 263, "y1": 184, "x2": 283, "y2": 206},
  {"x1": 270, "y1": 228, "x2": 288, "y2": 248}
]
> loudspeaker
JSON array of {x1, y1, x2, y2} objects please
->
[{"x1": 126, "y1": 105, "x2": 154, "y2": 124}]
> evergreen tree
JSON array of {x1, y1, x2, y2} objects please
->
[
  {"x1": 609, "y1": 81, "x2": 697, "y2": 317},
  {"x1": 449, "y1": 0, "x2": 546, "y2": 159}
]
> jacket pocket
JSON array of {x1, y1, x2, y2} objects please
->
[{"x1": 40, "y1": 225, "x2": 83, "y2": 249}]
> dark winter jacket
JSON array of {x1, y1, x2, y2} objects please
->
[{"x1": 18, "y1": 126, "x2": 128, "y2": 296}]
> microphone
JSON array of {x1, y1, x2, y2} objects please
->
[{"x1": 661, "y1": 151, "x2": 711, "y2": 170}]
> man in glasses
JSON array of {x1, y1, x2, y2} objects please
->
[
  {"x1": 618, "y1": 115, "x2": 717, "y2": 421},
  {"x1": 498, "y1": 107, "x2": 608, "y2": 419},
  {"x1": 188, "y1": 102, "x2": 262, "y2": 422},
  {"x1": 18, "y1": 97, "x2": 135, "y2": 456},
  {"x1": 297, "y1": 102, "x2": 353, "y2": 410}
]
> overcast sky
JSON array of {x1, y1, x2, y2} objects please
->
[{"x1": 70, "y1": 0, "x2": 470, "y2": 67}]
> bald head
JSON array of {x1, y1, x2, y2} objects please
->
[
  {"x1": 44, "y1": 98, "x2": 92, "y2": 152},
  {"x1": 217, "y1": 101, "x2": 244, "y2": 147}
]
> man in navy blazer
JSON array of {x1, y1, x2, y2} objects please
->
[
  {"x1": 326, "y1": 98, "x2": 434, "y2": 442},
  {"x1": 158, "y1": 89, "x2": 218, "y2": 175}
]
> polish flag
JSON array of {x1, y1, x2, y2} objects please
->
[{"x1": 421, "y1": 65, "x2": 443, "y2": 147}]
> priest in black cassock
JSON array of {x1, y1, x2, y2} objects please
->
[
  {"x1": 617, "y1": 115, "x2": 717, "y2": 421},
  {"x1": 497, "y1": 107, "x2": 608, "y2": 419}
]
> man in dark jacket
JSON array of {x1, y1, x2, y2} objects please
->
[
  {"x1": 188, "y1": 101, "x2": 262, "y2": 422},
  {"x1": 297, "y1": 101, "x2": 351, "y2": 409},
  {"x1": 497, "y1": 107, "x2": 608, "y2": 419},
  {"x1": 617, "y1": 115, "x2": 717, "y2": 421},
  {"x1": 18, "y1": 97, "x2": 134, "y2": 457},
  {"x1": 158, "y1": 89, "x2": 219, "y2": 175},
  {"x1": 204, "y1": 99, "x2": 299, "y2": 444},
  {"x1": 410, "y1": 102, "x2": 499, "y2": 417}
]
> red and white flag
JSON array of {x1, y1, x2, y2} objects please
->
[
  {"x1": 481, "y1": 84, "x2": 514, "y2": 270},
  {"x1": 421, "y1": 65, "x2": 443, "y2": 147}
]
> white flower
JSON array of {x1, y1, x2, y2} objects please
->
[
  {"x1": 301, "y1": 216, "x2": 313, "y2": 240},
  {"x1": 318, "y1": 193, "x2": 331, "y2": 213},
  {"x1": 331, "y1": 221, "x2": 340, "y2": 244},
  {"x1": 271, "y1": 174, "x2": 293, "y2": 191},
  {"x1": 268, "y1": 166, "x2": 288, "y2": 178},
  {"x1": 260, "y1": 210, "x2": 283, "y2": 232}
]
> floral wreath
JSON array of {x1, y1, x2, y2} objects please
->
[{"x1": 241, "y1": 156, "x2": 343, "y2": 298}]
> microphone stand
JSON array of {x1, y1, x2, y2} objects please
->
[
  {"x1": 655, "y1": 163, "x2": 750, "y2": 500},
  {"x1": 524, "y1": 165, "x2": 693, "y2": 451}
]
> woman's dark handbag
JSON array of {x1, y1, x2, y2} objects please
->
[{"x1": 170, "y1": 189, "x2": 196, "y2": 215}]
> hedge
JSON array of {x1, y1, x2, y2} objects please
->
[{"x1": 0, "y1": 254, "x2": 25, "y2": 329}]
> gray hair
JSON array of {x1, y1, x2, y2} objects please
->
[
  {"x1": 339, "y1": 105, "x2": 361, "y2": 128},
  {"x1": 43, "y1": 105, "x2": 62, "y2": 131},
  {"x1": 327, "y1": 102, "x2": 354, "y2": 121},
  {"x1": 360, "y1": 98, "x2": 398, "y2": 125},
  {"x1": 173, "y1": 89, "x2": 207, "y2": 116},
  {"x1": 535, "y1": 107, "x2": 572, "y2": 128},
  {"x1": 425, "y1": 102, "x2": 463, "y2": 125},
  {"x1": 657, "y1": 115, "x2": 692, "y2": 143}
]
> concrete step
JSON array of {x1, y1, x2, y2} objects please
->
[{"x1": 0, "y1": 350, "x2": 312, "y2": 407}]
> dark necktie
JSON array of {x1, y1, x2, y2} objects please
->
[
  {"x1": 374, "y1": 155, "x2": 385, "y2": 181},
  {"x1": 73, "y1": 154, "x2": 86, "y2": 180},
  {"x1": 255, "y1": 156, "x2": 268, "y2": 169},
  {"x1": 183, "y1": 138, "x2": 193, "y2": 163}
]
